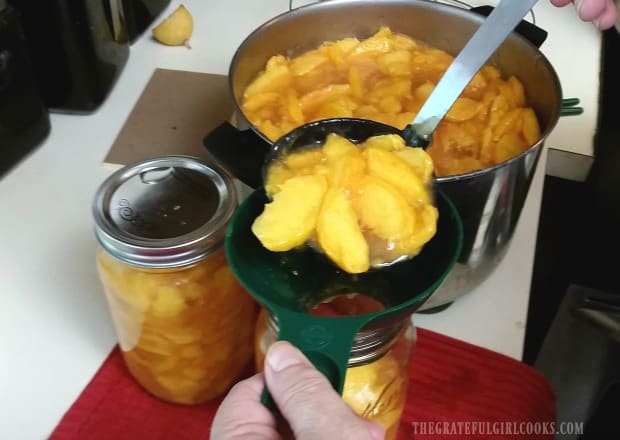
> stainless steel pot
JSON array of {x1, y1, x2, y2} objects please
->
[{"x1": 225, "y1": 0, "x2": 562, "y2": 310}]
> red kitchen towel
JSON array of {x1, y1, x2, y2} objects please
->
[{"x1": 50, "y1": 328, "x2": 555, "y2": 440}]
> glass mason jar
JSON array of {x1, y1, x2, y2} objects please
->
[
  {"x1": 254, "y1": 308, "x2": 415, "y2": 440},
  {"x1": 92, "y1": 156, "x2": 258, "y2": 405}
]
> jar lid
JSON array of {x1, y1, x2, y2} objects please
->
[{"x1": 93, "y1": 156, "x2": 237, "y2": 268}]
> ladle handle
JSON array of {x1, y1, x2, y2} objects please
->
[
  {"x1": 405, "y1": 0, "x2": 540, "y2": 146},
  {"x1": 259, "y1": 310, "x2": 369, "y2": 414}
]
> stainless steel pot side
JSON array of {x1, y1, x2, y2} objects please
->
[{"x1": 228, "y1": 0, "x2": 562, "y2": 310}]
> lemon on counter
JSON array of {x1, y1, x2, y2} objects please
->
[{"x1": 152, "y1": 4, "x2": 193, "y2": 47}]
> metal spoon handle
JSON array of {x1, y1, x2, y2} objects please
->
[{"x1": 405, "y1": 0, "x2": 540, "y2": 146}]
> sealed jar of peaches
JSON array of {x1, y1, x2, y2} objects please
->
[
  {"x1": 254, "y1": 307, "x2": 415, "y2": 440},
  {"x1": 92, "y1": 156, "x2": 258, "y2": 405}
]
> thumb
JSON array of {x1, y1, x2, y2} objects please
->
[{"x1": 264, "y1": 341, "x2": 383, "y2": 440}]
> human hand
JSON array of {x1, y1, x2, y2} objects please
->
[
  {"x1": 211, "y1": 341, "x2": 385, "y2": 440},
  {"x1": 551, "y1": 0, "x2": 618, "y2": 30}
]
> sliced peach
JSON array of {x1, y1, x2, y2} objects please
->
[
  {"x1": 364, "y1": 147, "x2": 430, "y2": 205},
  {"x1": 252, "y1": 175, "x2": 327, "y2": 251},
  {"x1": 317, "y1": 188, "x2": 369, "y2": 274},
  {"x1": 393, "y1": 147, "x2": 434, "y2": 183},
  {"x1": 355, "y1": 175, "x2": 415, "y2": 241}
]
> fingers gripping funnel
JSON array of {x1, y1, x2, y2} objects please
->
[{"x1": 225, "y1": 187, "x2": 463, "y2": 397}]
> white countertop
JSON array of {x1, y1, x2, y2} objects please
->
[{"x1": 0, "y1": 1, "x2": 603, "y2": 438}]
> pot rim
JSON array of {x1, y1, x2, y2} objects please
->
[{"x1": 228, "y1": 0, "x2": 562, "y2": 182}]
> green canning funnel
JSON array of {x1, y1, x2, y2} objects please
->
[{"x1": 225, "y1": 184, "x2": 463, "y2": 408}]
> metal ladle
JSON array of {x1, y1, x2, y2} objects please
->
[
  {"x1": 402, "y1": 0, "x2": 541, "y2": 147},
  {"x1": 226, "y1": 187, "x2": 463, "y2": 409}
]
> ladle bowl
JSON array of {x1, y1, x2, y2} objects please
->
[
  {"x1": 263, "y1": 118, "x2": 406, "y2": 187},
  {"x1": 263, "y1": 118, "x2": 439, "y2": 270},
  {"x1": 225, "y1": 181, "x2": 463, "y2": 395}
]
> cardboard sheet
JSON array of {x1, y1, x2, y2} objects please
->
[{"x1": 104, "y1": 68, "x2": 233, "y2": 170}]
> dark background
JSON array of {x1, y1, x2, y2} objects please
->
[
  {"x1": 524, "y1": 28, "x2": 620, "y2": 437},
  {"x1": 524, "y1": 28, "x2": 620, "y2": 365}
]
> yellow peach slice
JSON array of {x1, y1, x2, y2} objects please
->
[
  {"x1": 393, "y1": 148, "x2": 434, "y2": 184},
  {"x1": 362, "y1": 134, "x2": 406, "y2": 152},
  {"x1": 355, "y1": 175, "x2": 415, "y2": 241},
  {"x1": 445, "y1": 97, "x2": 483, "y2": 122},
  {"x1": 364, "y1": 147, "x2": 430, "y2": 206},
  {"x1": 522, "y1": 108, "x2": 541, "y2": 146},
  {"x1": 252, "y1": 175, "x2": 327, "y2": 251},
  {"x1": 317, "y1": 188, "x2": 369, "y2": 274},
  {"x1": 393, "y1": 204, "x2": 438, "y2": 255}
]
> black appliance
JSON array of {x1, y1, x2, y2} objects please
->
[
  {"x1": 11, "y1": 0, "x2": 130, "y2": 114},
  {"x1": 0, "y1": 0, "x2": 50, "y2": 175},
  {"x1": 123, "y1": 0, "x2": 170, "y2": 44}
]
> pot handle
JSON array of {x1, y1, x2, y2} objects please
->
[
  {"x1": 470, "y1": 5, "x2": 548, "y2": 48},
  {"x1": 202, "y1": 122, "x2": 270, "y2": 190}
]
